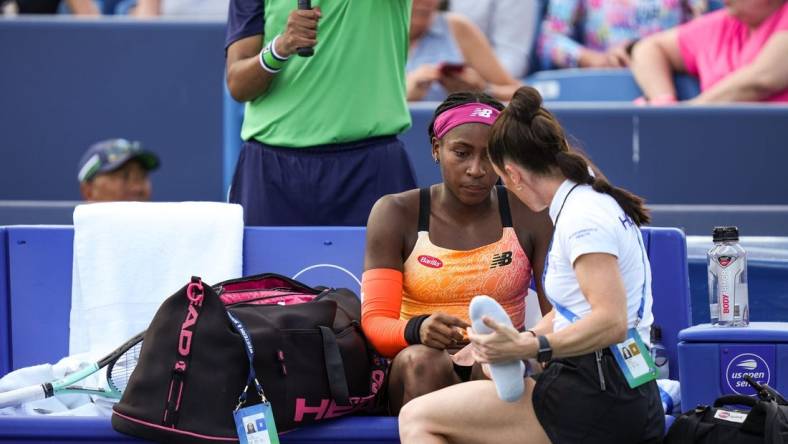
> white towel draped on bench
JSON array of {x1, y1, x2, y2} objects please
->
[{"x1": 69, "y1": 201, "x2": 244, "y2": 357}]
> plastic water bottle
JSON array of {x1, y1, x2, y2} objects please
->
[
  {"x1": 650, "y1": 325, "x2": 670, "y2": 379},
  {"x1": 707, "y1": 229, "x2": 723, "y2": 325},
  {"x1": 707, "y1": 226, "x2": 749, "y2": 327}
]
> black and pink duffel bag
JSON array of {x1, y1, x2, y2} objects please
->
[{"x1": 111, "y1": 273, "x2": 386, "y2": 443}]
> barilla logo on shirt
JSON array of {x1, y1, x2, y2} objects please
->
[
  {"x1": 718, "y1": 256, "x2": 734, "y2": 267},
  {"x1": 418, "y1": 255, "x2": 443, "y2": 269}
]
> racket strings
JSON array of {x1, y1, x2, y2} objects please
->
[{"x1": 107, "y1": 341, "x2": 143, "y2": 393}]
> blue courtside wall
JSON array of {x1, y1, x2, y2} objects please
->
[
  {"x1": 526, "y1": 69, "x2": 701, "y2": 101},
  {"x1": 242, "y1": 227, "x2": 366, "y2": 293},
  {"x1": 646, "y1": 228, "x2": 692, "y2": 379},
  {"x1": 0, "y1": 17, "x2": 225, "y2": 202},
  {"x1": 403, "y1": 104, "x2": 788, "y2": 205},
  {"x1": 2, "y1": 226, "x2": 688, "y2": 376},
  {"x1": 0, "y1": 229, "x2": 9, "y2": 377},
  {"x1": 6, "y1": 227, "x2": 74, "y2": 370},
  {"x1": 3, "y1": 18, "x2": 788, "y2": 220}
]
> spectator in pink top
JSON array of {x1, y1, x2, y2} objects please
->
[{"x1": 631, "y1": 0, "x2": 788, "y2": 103}]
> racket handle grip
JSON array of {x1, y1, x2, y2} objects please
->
[
  {"x1": 297, "y1": 0, "x2": 315, "y2": 57},
  {"x1": 0, "y1": 384, "x2": 47, "y2": 408}
]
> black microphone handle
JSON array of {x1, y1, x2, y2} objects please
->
[{"x1": 297, "y1": 0, "x2": 314, "y2": 57}]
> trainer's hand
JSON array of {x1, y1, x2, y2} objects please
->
[
  {"x1": 419, "y1": 312, "x2": 470, "y2": 350},
  {"x1": 468, "y1": 317, "x2": 530, "y2": 363},
  {"x1": 275, "y1": 7, "x2": 322, "y2": 58}
]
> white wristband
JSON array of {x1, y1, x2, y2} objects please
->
[
  {"x1": 258, "y1": 48, "x2": 280, "y2": 74},
  {"x1": 269, "y1": 34, "x2": 290, "y2": 61}
]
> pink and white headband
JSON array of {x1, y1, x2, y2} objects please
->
[{"x1": 433, "y1": 103, "x2": 501, "y2": 139}]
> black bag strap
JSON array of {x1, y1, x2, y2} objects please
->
[
  {"x1": 763, "y1": 401, "x2": 788, "y2": 444},
  {"x1": 319, "y1": 326, "x2": 351, "y2": 406},
  {"x1": 665, "y1": 406, "x2": 710, "y2": 444},
  {"x1": 163, "y1": 277, "x2": 206, "y2": 427},
  {"x1": 714, "y1": 395, "x2": 758, "y2": 408}
]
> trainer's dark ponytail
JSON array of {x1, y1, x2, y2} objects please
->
[{"x1": 489, "y1": 86, "x2": 650, "y2": 226}]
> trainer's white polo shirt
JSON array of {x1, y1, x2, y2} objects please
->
[{"x1": 544, "y1": 180, "x2": 654, "y2": 345}]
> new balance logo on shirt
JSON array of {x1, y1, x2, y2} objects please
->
[{"x1": 490, "y1": 251, "x2": 513, "y2": 269}]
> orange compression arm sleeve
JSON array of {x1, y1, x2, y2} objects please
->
[{"x1": 361, "y1": 268, "x2": 409, "y2": 358}]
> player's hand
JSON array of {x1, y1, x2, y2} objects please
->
[
  {"x1": 419, "y1": 312, "x2": 469, "y2": 350},
  {"x1": 276, "y1": 7, "x2": 322, "y2": 57}
]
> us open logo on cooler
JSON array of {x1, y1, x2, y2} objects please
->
[
  {"x1": 725, "y1": 353, "x2": 770, "y2": 395},
  {"x1": 418, "y1": 255, "x2": 443, "y2": 269}
]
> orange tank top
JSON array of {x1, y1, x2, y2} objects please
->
[{"x1": 400, "y1": 186, "x2": 532, "y2": 329}]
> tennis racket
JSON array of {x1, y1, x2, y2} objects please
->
[
  {"x1": 297, "y1": 0, "x2": 315, "y2": 57},
  {"x1": 0, "y1": 331, "x2": 144, "y2": 408}
]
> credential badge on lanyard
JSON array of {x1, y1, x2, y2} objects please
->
[
  {"x1": 227, "y1": 311, "x2": 280, "y2": 444},
  {"x1": 543, "y1": 184, "x2": 657, "y2": 389}
]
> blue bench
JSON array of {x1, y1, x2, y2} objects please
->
[{"x1": 0, "y1": 225, "x2": 689, "y2": 442}]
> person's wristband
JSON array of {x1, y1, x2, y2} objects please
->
[
  {"x1": 536, "y1": 335, "x2": 553, "y2": 363},
  {"x1": 259, "y1": 35, "x2": 289, "y2": 74},
  {"x1": 269, "y1": 34, "x2": 290, "y2": 61},
  {"x1": 404, "y1": 315, "x2": 429, "y2": 345}
]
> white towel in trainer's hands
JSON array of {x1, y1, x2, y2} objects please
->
[{"x1": 70, "y1": 202, "x2": 243, "y2": 356}]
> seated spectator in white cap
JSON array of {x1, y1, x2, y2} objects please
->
[{"x1": 77, "y1": 138, "x2": 160, "y2": 202}]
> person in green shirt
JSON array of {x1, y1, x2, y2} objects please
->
[{"x1": 225, "y1": 0, "x2": 417, "y2": 226}]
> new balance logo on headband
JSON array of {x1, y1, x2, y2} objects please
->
[
  {"x1": 470, "y1": 108, "x2": 494, "y2": 119},
  {"x1": 490, "y1": 251, "x2": 513, "y2": 269},
  {"x1": 433, "y1": 103, "x2": 501, "y2": 139}
]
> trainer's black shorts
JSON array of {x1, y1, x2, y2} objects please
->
[{"x1": 532, "y1": 350, "x2": 664, "y2": 444}]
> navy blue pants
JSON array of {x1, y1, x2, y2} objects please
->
[{"x1": 230, "y1": 136, "x2": 416, "y2": 226}]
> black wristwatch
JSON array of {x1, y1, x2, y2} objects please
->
[{"x1": 536, "y1": 335, "x2": 553, "y2": 363}]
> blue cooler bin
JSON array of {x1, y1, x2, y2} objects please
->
[{"x1": 677, "y1": 322, "x2": 788, "y2": 410}]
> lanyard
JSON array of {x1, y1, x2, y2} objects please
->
[
  {"x1": 226, "y1": 311, "x2": 267, "y2": 408},
  {"x1": 541, "y1": 184, "x2": 647, "y2": 326}
]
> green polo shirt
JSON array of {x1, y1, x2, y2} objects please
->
[{"x1": 242, "y1": 0, "x2": 412, "y2": 147}]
